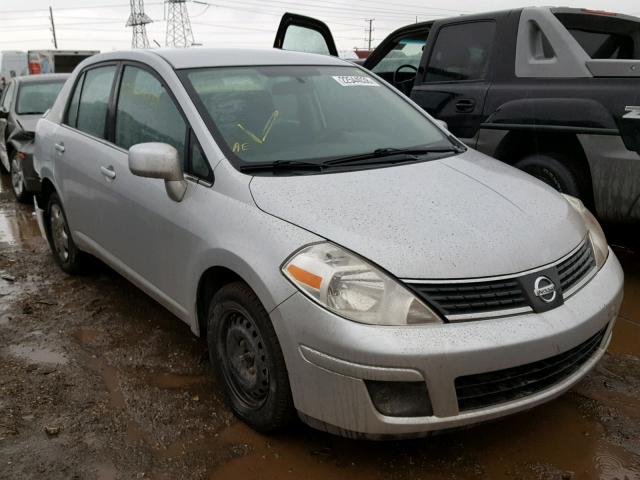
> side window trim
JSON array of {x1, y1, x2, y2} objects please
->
[
  {"x1": 423, "y1": 19, "x2": 497, "y2": 84},
  {"x1": 63, "y1": 61, "x2": 118, "y2": 130},
  {"x1": 65, "y1": 72, "x2": 85, "y2": 128},
  {"x1": 115, "y1": 61, "x2": 189, "y2": 161},
  {"x1": 113, "y1": 60, "x2": 214, "y2": 181},
  {"x1": 186, "y1": 128, "x2": 214, "y2": 184}
]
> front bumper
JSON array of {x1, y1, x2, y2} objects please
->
[{"x1": 270, "y1": 249, "x2": 624, "y2": 438}]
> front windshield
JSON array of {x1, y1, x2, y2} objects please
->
[
  {"x1": 16, "y1": 81, "x2": 65, "y2": 115},
  {"x1": 182, "y1": 65, "x2": 451, "y2": 166}
]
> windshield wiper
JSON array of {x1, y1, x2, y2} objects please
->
[
  {"x1": 323, "y1": 145, "x2": 465, "y2": 167},
  {"x1": 239, "y1": 160, "x2": 324, "y2": 173}
]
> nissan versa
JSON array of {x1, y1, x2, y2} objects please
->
[{"x1": 33, "y1": 48, "x2": 624, "y2": 438}]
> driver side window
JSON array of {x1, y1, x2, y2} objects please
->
[{"x1": 371, "y1": 34, "x2": 428, "y2": 79}]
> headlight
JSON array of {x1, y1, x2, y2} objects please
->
[
  {"x1": 282, "y1": 243, "x2": 441, "y2": 325},
  {"x1": 562, "y1": 194, "x2": 608, "y2": 268}
]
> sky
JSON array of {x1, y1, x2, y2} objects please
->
[{"x1": 0, "y1": 0, "x2": 639, "y2": 55}]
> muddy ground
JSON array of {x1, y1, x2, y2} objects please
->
[{"x1": 0, "y1": 174, "x2": 639, "y2": 480}]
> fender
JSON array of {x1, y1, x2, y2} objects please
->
[
  {"x1": 482, "y1": 98, "x2": 619, "y2": 135},
  {"x1": 190, "y1": 248, "x2": 300, "y2": 336},
  {"x1": 8, "y1": 130, "x2": 35, "y2": 157}
]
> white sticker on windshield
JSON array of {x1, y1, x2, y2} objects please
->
[{"x1": 332, "y1": 75, "x2": 380, "y2": 87}]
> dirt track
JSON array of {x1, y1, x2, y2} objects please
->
[{"x1": 0, "y1": 174, "x2": 639, "y2": 480}]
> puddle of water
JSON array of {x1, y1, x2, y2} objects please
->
[
  {"x1": 147, "y1": 372, "x2": 209, "y2": 389},
  {"x1": 126, "y1": 419, "x2": 149, "y2": 446},
  {"x1": 95, "y1": 464, "x2": 117, "y2": 480},
  {"x1": 458, "y1": 396, "x2": 639, "y2": 480},
  {"x1": 74, "y1": 327, "x2": 101, "y2": 345},
  {"x1": 0, "y1": 204, "x2": 42, "y2": 246},
  {"x1": 7, "y1": 344, "x2": 68, "y2": 365},
  {"x1": 609, "y1": 317, "x2": 640, "y2": 357},
  {"x1": 86, "y1": 356, "x2": 125, "y2": 409},
  {"x1": 209, "y1": 423, "x2": 383, "y2": 480}
]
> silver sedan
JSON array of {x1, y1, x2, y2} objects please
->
[{"x1": 33, "y1": 48, "x2": 623, "y2": 438}]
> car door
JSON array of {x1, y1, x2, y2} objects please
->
[
  {"x1": 0, "y1": 80, "x2": 15, "y2": 170},
  {"x1": 362, "y1": 24, "x2": 432, "y2": 97},
  {"x1": 52, "y1": 63, "x2": 119, "y2": 247},
  {"x1": 274, "y1": 13, "x2": 338, "y2": 56},
  {"x1": 98, "y1": 63, "x2": 214, "y2": 313},
  {"x1": 410, "y1": 20, "x2": 498, "y2": 144}
]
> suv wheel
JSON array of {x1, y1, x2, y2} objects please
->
[
  {"x1": 514, "y1": 153, "x2": 583, "y2": 198},
  {"x1": 10, "y1": 154, "x2": 30, "y2": 203},
  {"x1": 45, "y1": 192, "x2": 88, "y2": 274},
  {"x1": 207, "y1": 282, "x2": 294, "y2": 433}
]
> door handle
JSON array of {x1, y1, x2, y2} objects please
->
[
  {"x1": 100, "y1": 165, "x2": 116, "y2": 180},
  {"x1": 54, "y1": 142, "x2": 65, "y2": 153},
  {"x1": 455, "y1": 99, "x2": 476, "y2": 113}
]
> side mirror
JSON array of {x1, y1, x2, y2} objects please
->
[
  {"x1": 129, "y1": 142, "x2": 187, "y2": 202},
  {"x1": 0, "y1": 108, "x2": 9, "y2": 119},
  {"x1": 435, "y1": 119, "x2": 448, "y2": 131}
]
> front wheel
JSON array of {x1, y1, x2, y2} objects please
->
[
  {"x1": 45, "y1": 192, "x2": 89, "y2": 274},
  {"x1": 10, "y1": 154, "x2": 30, "y2": 203},
  {"x1": 207, "y1": 282, "x2": 295, "y2": 433},
  {"x1": 514, "y1": 153, "x2": 584, "y2": 198}
]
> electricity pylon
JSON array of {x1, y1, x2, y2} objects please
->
[
  {"x1": 165, "y1": 0, "x2": 194, "y2": 48},
  {"x1": 127, "y1": 0, "x2": 152, "y2": 49}
]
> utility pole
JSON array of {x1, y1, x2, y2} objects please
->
[
  {"x1": 365, "y1": 18, "x2": 374, "y2": 51},
  {"x1": 127, "y1": 0, "x2": 152, "y2": 49},
  {"x1": 165, "y1": 0, "x2": 195, "y2": 48},
  {"x1": 49, "y1": 6, "x2": 58, "y2": 49}
]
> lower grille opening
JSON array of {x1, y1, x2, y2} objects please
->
[
  {"x1": 366, "y1": 381, "x2": 433, "y2": 417},
  {"x1": 455, "y1": 325, "x2": 608, "y2": 412}
]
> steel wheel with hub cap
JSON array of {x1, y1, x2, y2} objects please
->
[
  {"x1": 45, "y1": 192, "x2": 89, "y2": 274},
  {"x1": 10, "y1": 153, "x2": 30, "y2": 203},
  {"x1": 207, "y1": 282, "x2": 294, "y2": 432}
]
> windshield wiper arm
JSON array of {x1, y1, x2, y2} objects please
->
[
  {"x1": 239, "y1": 160, "x2": 324, "y2": 173},
  {"x1": 323, "y1": 146, "x2": 465, "y2": 167}
]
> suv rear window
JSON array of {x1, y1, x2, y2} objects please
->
[{"x1": 555, "y1": 12, "x2": 640, "y2": 59}]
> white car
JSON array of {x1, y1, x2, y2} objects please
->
[{"x1": 34, "y1": 48, "x2": 623, "y2": 438}]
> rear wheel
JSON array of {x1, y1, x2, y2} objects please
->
[
  {"x1": 10, "y1": 154, "x2": 30, "y2": 203},
  {"x1": 514, "y1": 153, "x2": 585, "y2": 198},
  {"x1": 45, "y1": 192, "x2": 89, "y2": 274},
  {"x1": 207, "y1": 282, "x2": 295, "y2": 433}
]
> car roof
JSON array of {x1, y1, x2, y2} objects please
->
[
  {"x1": 15, "y1": 73, "x2": 69, "y2": 84},
  {"x1": 86, "y1": 48, "x2": 351, "y2": 70}
]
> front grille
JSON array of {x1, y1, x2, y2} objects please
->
[
  {"x1": 405, "y1": 238, "x2": 595, "y2": 320},
  {"x1": 455, "y1": 325, "x2": 607, "y2": 412},
  {"x1": 557, "y1": 240, "x2": 596, "y2": 293},
  {"x1": 408, "y1": 280, "x2": 528, "y2": 317}
]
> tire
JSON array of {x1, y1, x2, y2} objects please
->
[
  {"x1": 514, "y1": 153, "x2": 585, "y2": 198},
  {"x1": 207, "y1": 282, "x2": 295, "y2": 433},
  {"x1": 9, "y1": 153, "x2": 31, "y2": 203},
  {"x1": 45, "y1": 192, "x2": 88, "y2": 274}
]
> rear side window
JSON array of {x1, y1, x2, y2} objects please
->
[
  {"x1": 75, "y1": 65, "x2": 116, "y2": 139},
  {"x1": 555, "y1": 13, "x2": 640, "y2": 59},
  {"x1": 115, "y1": 66, "x2": 187, "y2": 165},
  {"x1": 16, "y1": 81, "x2": 65, "y2": 115},
  {"x1": 66, "y1": 73, "x2": 84, "y2": 128},
  {"x1": 425, "y1": 21, "x2": 496, "y2": 82}
]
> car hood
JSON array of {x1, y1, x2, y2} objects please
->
[
  {"x1": 14, "y1": 114, "x2": 41, "y2": 134},
  {"x1": 249, "y1": 150, "x2": 587, "y2": 279}
]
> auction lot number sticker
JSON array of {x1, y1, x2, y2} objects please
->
[{"x1": 332, "y1": 75, "x2": 380, "y2": 87}]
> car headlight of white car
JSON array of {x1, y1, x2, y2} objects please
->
[
  {"x1": 563, "y1": 194, "x2": 608, "y2": 269},
  {"x1": 282, "y1": 243, "x2": 442, "y2": 325}
]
